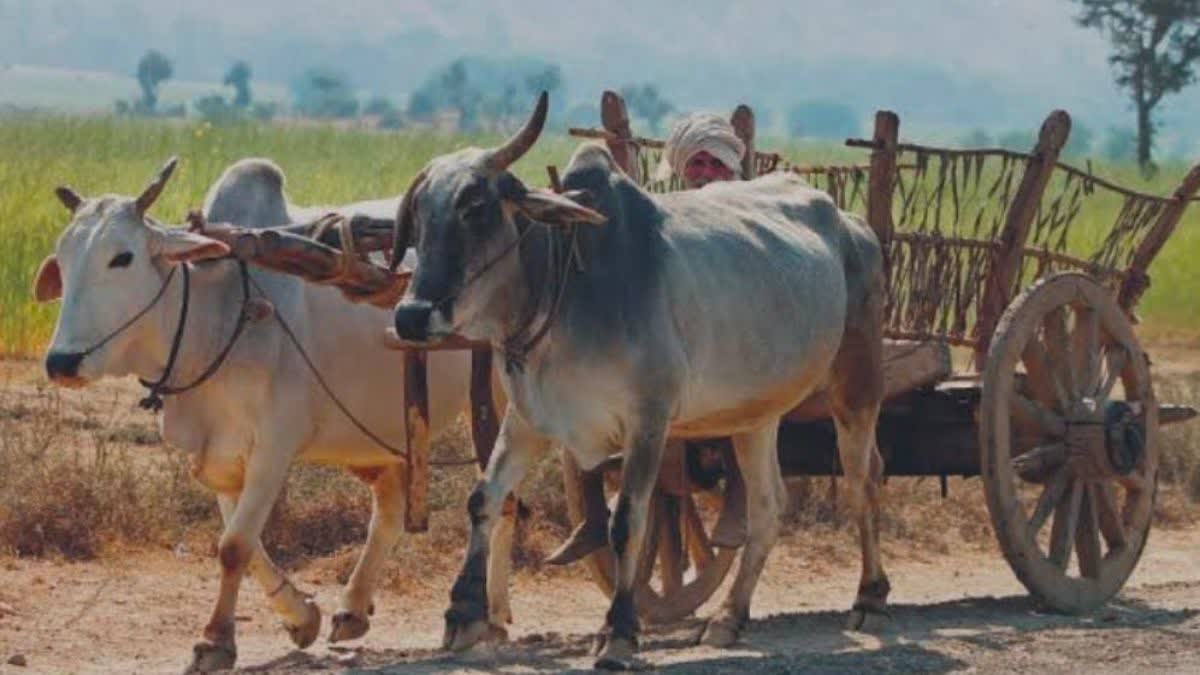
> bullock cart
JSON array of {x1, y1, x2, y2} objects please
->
[
  {"x1": 192, "y1": 94, "x2": 1200, "y2": 626},
  {"x1": 557, "y1": 93, "x2": 1200, "y2": 620}
]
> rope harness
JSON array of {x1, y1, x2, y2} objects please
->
[
  {"x1": 425, "y1": 217, "x2": 583, "y2": 373},
  {"x1": 70, "y1": 260, "x2": 252, "y2": 412},
  {"x1": 138, "y1": 261, "x2": 253, "y2": 411}
]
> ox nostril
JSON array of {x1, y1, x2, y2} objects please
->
[
  {"x1": 45, "y1": 351, "x2": 84, "y2": 379},
  {"x1": 393, "y1": 302, "x2": 433, "y2": 342}
]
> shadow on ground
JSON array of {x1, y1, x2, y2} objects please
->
[{"x1": 236, "y1": 591, "x2": 1199, "y2": 674}]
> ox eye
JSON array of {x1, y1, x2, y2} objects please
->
[
  {"x1": 108, "y1": 252, "x2": 133, "y2": 268},
  {"x1": 459, "y1": 200, "x2": 490, "y2": 223}
]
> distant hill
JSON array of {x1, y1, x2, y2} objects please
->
[{"x1": 0, "y1": 64, "x2": 288, "y2": 114}]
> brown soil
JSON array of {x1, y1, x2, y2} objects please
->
[
  {"x1": 1, "y1": 529, "x2": 1199, "y2": 674},
  {"x1": 1, "y1": 345, "x2": 1198, "y2": 674}
]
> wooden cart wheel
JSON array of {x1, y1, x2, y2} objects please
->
[
  {"x1": 560, "y1": 450, "x2": 738, "y2": 624},
  {"x1": 981, "y1": 272, "x2": 1158, "y2": 613}
]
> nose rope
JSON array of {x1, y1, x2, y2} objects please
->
[
  {"x1": 430, "y1": 218, "x2": 542, "y2": 312},
  {"x1": 245, "y1": 273, "x2": 477, "y2": 467},
  {"x1": 75, "y1": 265, "x2": 180, "y2": 360},
  {"x1": 417, "y1": 219, "x2": 581, "y2": 372}
]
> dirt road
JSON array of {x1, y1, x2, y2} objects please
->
[{"x1": 2, "y1": 525, "x2": 1199, "y2": 674}]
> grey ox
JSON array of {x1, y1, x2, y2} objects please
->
[
  {"x1": 391, "y1": 93, "x2": 890, "y2": 670},
  {"x1": 33, "y1": 158, "x2": 503, "y2": 672}
]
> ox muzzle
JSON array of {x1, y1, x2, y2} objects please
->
[
  {"x1": 45, "y1": 350, "x2": 86, "y2": 386},
  {"x1": 393, "y1": 300, "x2": 439, "y2": 343}
]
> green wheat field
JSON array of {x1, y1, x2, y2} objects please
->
[{"x1": 2, "y1": 114, "x2": 1198, "y2": 357}]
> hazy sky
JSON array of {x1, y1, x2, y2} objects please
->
[{"x1": 3, "y1": 0, "x2": 1196, "y2": 143}]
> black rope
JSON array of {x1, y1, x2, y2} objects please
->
[
  {"x1": 247, "y1": 274, "x2": 477, "y2": 467},
  {"x1": 138, "y1": 261, "x2": 253, "y2": 412},
  {"x1": 77, "y1": 265, "x2": 179, "y2": 360}
]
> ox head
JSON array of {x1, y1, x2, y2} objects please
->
[
  {"x1": 391, "y1": 92, "x2": 606, "y2": 343},
  {"x1": 34, "y1": 158, "x2": 231, "y2": 387}
]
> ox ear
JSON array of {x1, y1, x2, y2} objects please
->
[
  {"x1": 33, "y1": 254, "x2": 63, "y2": 303},
  {"x1": 55, "y1": 186, "x2": 83, "y2": 213},
  {"x1": 153, "y1": 228, "x2": 230, "y2": 264},
  {"x1": 508, "y1": 188, "x2": 607, "y2": 227}
]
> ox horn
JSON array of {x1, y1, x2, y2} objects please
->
[
  {"x1": 484, "y1": 91, "x2": 549, "y2": 173},
  {"x1": 136, "y1": 156, "x2": 179, "y2": 215},
  {"x1": 390, "y1": 169, "x2": 428, "y2": 272}
]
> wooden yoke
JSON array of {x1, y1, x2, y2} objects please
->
[
  {"x1": 601, "y1": 90, "x2": 640, "y2": 181},
  {"x1": 1118, "y1": 163, "x2": 1200, "y2": 311},
  {"x1": 730, "y1": 104, "x2": 756, "y2": 179},
  {"x1": 973, "y1": 110, "x2": 1071, "y2": 369}
]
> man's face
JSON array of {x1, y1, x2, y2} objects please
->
[{"x1": 682, "y1": 150, "x2": 735, "y2": 188}]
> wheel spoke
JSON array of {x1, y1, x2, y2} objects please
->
[
  {"x1": 1022, "y1": 333, "x2": 1070, "y2": 412},
  {"x1": 1118, "y1": 470, "x2": 1150, "y2": 495},
  {"x1": 1070, "y1": 306, "x2": 1101, "y2": 398},
  {"x1": 1013, "y1": 442, "x2": 1067, "y2": 482},
  {"x1": 1092, "y1": 482, "x2": 1127, "y2": 552},
  {"x1": 1030, "y1": 468, "x2": 1070, "y2": 535},
  {"x1": 1012, "y1": 392, "x2": 1067, "y2": 438},
  {"x1": 1049, "y1": 478, "x2": 1083, "y2": 570},
  {"x1": 683, "y1": 494, "x2": 715, "y2": 571},
  {"x1": 1042, "y1": 307, "x2": 1076, "y2": 406},
  {"x1": 1095, "y1": 346, "x2": 1128, "y2": 402},
  {"x1": 1076, "y1": 484, "x2": 1103, "y2": 579}
]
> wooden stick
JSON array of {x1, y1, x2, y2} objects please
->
[
  {"x1": 470, "y1": 349, "x2": 500, "y2": 469},
  {"x1": 599, "y1": 91, "x2": 640, "y2": 182},
  {"x1": 866, "y1": 110, "x2": 900, "y2": 246},
  {"x1": 1118, "y1": 164, "x2": 1200, "y2": 309},
  {"x1": 973, "y1": 110, "x2": 1071, "y2": 368},
  {"x1": 404, "y1": 350, "x2": 431, "y2": 532},
  {"x1": 730, "y1": 104, "x2": 756, "y2": 180}
]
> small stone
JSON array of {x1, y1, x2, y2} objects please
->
[{"x1": 7, "y1": 653, "x2": 27, "y2": 667}]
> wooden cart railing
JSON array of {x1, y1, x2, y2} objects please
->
[{"x1": 570, "y1": 97, "x2": 1200, "y2": 367}]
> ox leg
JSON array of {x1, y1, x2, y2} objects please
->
[
  {"x1": 700, "y1": 421, "x2": 785, "y2": 647},
  {"x1": 189, "y1": 453, "x2": 293, "y2": 673},
  {"x1": 485, "y1": 496, "x2": 519, "y2": 637},
  {"x1": 214, "y1": 495, "x2": 320, "y2": 651},
  {"x1": 594, "y1": 416, "x2": 667, "y2": 671},
  {"x1": 330, "y1": 464, "x2": 405, "y2": 642},
  {"x1": 443, "y1": 408, "x2": 549, "y2": 651},
  {"x1": 832, "y1": 314, "x2": 889, "y2": 631}
]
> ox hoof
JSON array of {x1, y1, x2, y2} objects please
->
[
  {"x1": 188, "y1": 640, "x2": 236, "y2": 673},
  {"x1": 329, "y1": 610, "x2": 370, "y2": 643},
  {"x1": 698, "y1": 616, "x2": 741, "y2": 648},
  {"x1": 442, "y1": 618, "x2": 492, "y2": 652},
  {"x1": 283, "y1": 598, "x2": 321, "y2": 649},
  {"x1": 594, "y1": 635, "x2": 643, "y2": 671},
  {"x1": 845, "y1": 606, "x2": 892, "y2": 633}
]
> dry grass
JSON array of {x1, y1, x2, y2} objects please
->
[{"x1": 0, "y1": 360, "x2": 1197, "y2": 594}]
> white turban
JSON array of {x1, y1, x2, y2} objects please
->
[{"x1": 655, "y1": 113, "x2": 746, "y2": 182}]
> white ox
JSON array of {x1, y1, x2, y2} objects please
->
[{"x1": 33, "y1": 158, "x2": 486, "y2": 672}]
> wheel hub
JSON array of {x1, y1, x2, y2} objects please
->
[
  {"x1": 1064, "y1": 399, "x2": 1143, "y2": 479},
  {"x1": 1103, "y1": 400, "x2": 1144, "y2": 476}
]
